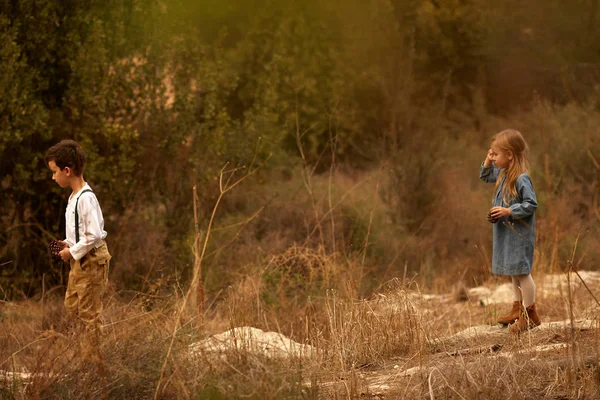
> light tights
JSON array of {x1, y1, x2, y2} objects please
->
[{"x1": 512, "y1": 274, "x2": 536, "y2": 307}]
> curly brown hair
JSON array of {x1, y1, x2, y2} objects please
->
[{"x1": 45, "y1": 140, "x2": 86, "y2": 176}]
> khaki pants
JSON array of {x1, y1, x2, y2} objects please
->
[{"x1": 65, "y1": 243, "x2": 111, "y2": 330}]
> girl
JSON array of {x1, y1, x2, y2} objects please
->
[{"x1": 480, "y1": 129, "x2": 540, "y2": 333}]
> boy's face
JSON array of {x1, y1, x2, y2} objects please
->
[{"x1": 48, "y1": 161, "x2": 70, "y2": 188}]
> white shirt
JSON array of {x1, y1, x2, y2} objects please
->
[{"x1": 64, "y1": 183, "x2": 107, "y2": 261}]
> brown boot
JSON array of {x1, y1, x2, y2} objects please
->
[
  {"x1": 497, "y1": 301, "x2": 521, "y2": 325},
  {"x1": 509, "y1": 303, "x2": 541, "y2": 334}
]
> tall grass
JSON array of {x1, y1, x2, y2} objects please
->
[{"x1": 2, "y1": 262, "x2": 599, "y2": 399}]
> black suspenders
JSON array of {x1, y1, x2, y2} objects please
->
[{"x1": 75, "y1": 189, "x2": 93, "y2": 243}]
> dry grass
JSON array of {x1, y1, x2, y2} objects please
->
[{"x1": 2, "y1": 254, "x2": 599, "y2": 399}]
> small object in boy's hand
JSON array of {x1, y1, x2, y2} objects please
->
[
  {"x1": 48, "y1": 240, "x2": 63, "y2": 255},
  {"x1": 486, "y1": 211, "x2": 498, "y2": 224}
]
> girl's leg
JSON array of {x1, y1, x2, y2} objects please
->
[
  {"x1": 496, "y1": 276, "x2": 524, "y2": 326},
  {"x1": 517, "y1": 274, "x2": 536, "y2": 308},
  {"x1": 509, "y1": 274, "x2": 541, "y2": 333},
  {"x1": 511, "y1": 276, "x2": 521, "y2": 302}
]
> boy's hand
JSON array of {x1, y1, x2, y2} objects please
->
[
  {"x1": 484, "y1": 149, "x2": 494, "y2": 167},
  {"x1": 48, "y1": 240, "x2": 67, "y2": 255},
  {"x1": 489, "y1": 206, "x2": 511, "y2": 219},
  {"x1": 58, "y1": 247, "x2": 72, "y2": 262}
]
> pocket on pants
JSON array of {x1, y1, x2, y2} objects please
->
[{"x1": 81, "y1": 244, "x2": 111, "y2": 271}]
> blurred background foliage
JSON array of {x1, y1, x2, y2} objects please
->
[{"x1": 1, "y1": 0, "x2": 599, "y2": 300}]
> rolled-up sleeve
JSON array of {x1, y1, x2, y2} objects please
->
[
  {"x1": 480, "y1": 162, "x2": 500, "y2": 183},
  {"x1": 509, "y1": 175, "x2": 538, "y2": 219}
]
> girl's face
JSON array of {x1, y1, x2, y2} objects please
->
[{"x1": 490, "y1": 142, "x2": 512, "y2": 169}]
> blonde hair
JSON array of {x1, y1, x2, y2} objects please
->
[{"x1": 493, "y1": 129, "x2": 530, "y2": 204}]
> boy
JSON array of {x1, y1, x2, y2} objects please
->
[{"x1": 46, "y1": 139, "x2": 111, "y2": 332}]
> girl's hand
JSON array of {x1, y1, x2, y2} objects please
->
[
  {"x1": 59, "y1": 247, "x2": 72, "y2": 262},
  {"x1": 489, "y1": 206, "x2": 511, "y2": 219},
  {"x1": 484, "y1": 149, "x2": 494, "y2": 167}
]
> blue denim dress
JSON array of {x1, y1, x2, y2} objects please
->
[{"x1": 480, "y1": 164, "x2": 538, "y2": 275}]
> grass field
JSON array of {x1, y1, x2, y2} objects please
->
[{"x1": 2, "y1": 265, "x2": 599, "y2": 399}]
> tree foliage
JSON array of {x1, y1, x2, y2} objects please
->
[{"x1": 1, "y1": 0, "x2": 599, "y2": 297}]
